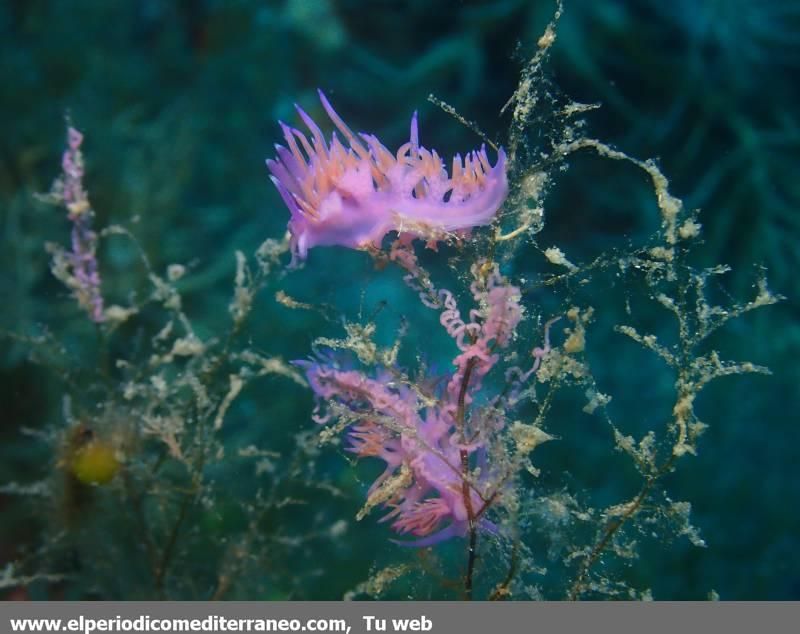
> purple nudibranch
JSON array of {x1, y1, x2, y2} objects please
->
[{"x1": 267, "y1": 90, "x2": 508, "y2": 262}]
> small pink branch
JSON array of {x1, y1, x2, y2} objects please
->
[{"x1": 51, "y1": 125, "x2": 105, "y2": 323}]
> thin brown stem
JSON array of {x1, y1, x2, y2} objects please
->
[
  {"x1": 489, "y1": 535, "x2": 519, "y2": 600},
  {"x1": 154, "y1": 489, "x2": 193, "y2": 598},
  {"x1": 567, "y1": 455, "x2": 677, "y2": 600},
  {"x1": 455, "y1": 358, "x2": 478, "y2": 439},
  {"x1": 464, "y1": 510, "x2": 478, "y2": 600},
  {"x1": 455, "y1": 358, "x2": 480, "y2": 600}
]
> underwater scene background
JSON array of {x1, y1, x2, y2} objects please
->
[{"x1": 1, "y1": 0, "x2": 798, "y2": 600}]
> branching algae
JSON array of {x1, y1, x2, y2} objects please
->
[
  {"x1": 2, "y1": 126, "x2": 341, "y2": 600},
  {"x1": 2, "y1": 0, "x2": 783, "y2": 601},
  {"x1": 268, "y1": 2, "x2": 782, "y2": 600}
]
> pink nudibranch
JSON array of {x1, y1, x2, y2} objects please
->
[{"x1": 267, "y1": 90, "x2": 508, "y2": 261}]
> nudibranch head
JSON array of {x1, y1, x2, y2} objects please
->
[{"x1": 267, "y1": 90, "x2": 508, "y2": 261}]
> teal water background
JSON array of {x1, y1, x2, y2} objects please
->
[{"x1": 1, "y1": 1, "x2": 798, "y2": 599}]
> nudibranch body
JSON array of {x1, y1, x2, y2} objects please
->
[{"x1": 267, "y1": 91, "x2": 508, "y2": 261}]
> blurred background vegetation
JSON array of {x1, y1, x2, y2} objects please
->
[{"x1": 1, "y1": 0, "x2": 798, "y2": 599}]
